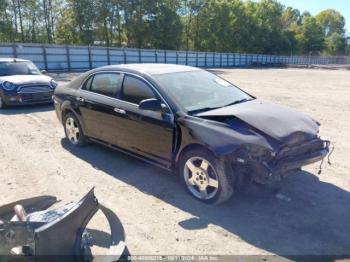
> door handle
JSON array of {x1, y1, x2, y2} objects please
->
[
  {"x1": 76, "y1": 97, "x2": 85, "y2": 102},
  {"x1": 114, "y1": 108, "x2": 126, "y2": 114}
]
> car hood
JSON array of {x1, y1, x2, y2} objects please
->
[
  {"x1": 197, "y1": 99, "x2": 319, "y2": 143},
  {"x1": 0, "y1": 75, "x2": 52, "y2": 85}
]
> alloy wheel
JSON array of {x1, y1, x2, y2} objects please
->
[
  {"x1": 183, "y1": 156, "x2": 219, "y2": 200},
  {"x1": 65, "y1": 117, "x2": 80, "y2": 145}
]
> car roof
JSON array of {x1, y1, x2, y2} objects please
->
[
  {"x1": 0, "y1": 58, "x2": 30, "y2": 63},
  {"x1": 97, "y1": 63, "x2": 201, "y2": 75}
]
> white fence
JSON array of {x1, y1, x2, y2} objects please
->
[{"x1": 0, "y1": 43, "x2": 349, "y2": 71}]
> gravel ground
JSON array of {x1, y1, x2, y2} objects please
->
[{"x1": 0, "y1": 68, "x2": 350, "y2": 259}]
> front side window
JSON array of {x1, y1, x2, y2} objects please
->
[
  {"x1": 121, "y1": 75, "x2": 156, "y2": 104},
  {"x1": 0, "y1": 61, "x2": 41, "y2": 76},
  {"x1": 89, "y1": 73, "x2": 121, "y2": 97}
]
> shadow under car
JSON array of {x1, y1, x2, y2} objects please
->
[
  {"x1": 61, "y1": 138, "x2": 350, "y2": 259},
  {"x1": 0, "y1": 104, "x2": 54, "y2": 115}
]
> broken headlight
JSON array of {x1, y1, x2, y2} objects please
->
[{"x1": 242, "y1": 144, "x2": 275, "y2": 163}]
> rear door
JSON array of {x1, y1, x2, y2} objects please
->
[
  {"x1": 113, "y1": 74, "x2": 174, "y2": 166},
  {"x1": 76, "y1": 72, "x2": 123, "y2": 143}
]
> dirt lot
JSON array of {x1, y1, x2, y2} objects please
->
[{"x1": 1, "y1": 68, "x2": 350, "y2": 259}]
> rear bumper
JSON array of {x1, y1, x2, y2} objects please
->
[{"x1": 246, "y1": 139, "x2": 330, "y2": 184}]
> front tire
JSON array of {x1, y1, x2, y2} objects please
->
[
  {"x1": 179, "y1": 149, "x2": 234, "y2": 205},
  {"x1": 0, "y1": 97, "x2": 6, "y2": 109},
  {"x1": 64, "y1": 112, "x2": 87, "y2": 146}
]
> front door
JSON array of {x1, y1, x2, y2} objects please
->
[{"x1": 112, "y1": 74, "x2": 174, "y2": 166}]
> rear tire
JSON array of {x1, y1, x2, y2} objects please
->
[
  {"x1": 179, "y1": 149, "x2": 234, "y2": 205},
  {"x1": 63, "y1": 112, "x2": 88, "y2": 146}
]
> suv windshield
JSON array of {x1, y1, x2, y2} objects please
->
[
  {"x1": 0, "y1": 61, "x2": 41, "y2": 76},
  {"x1": 153, "y1": 70, "x2": 253, "y2": 113}
]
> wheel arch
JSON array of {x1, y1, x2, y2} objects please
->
[
  {"x1": 61, "y1": 107, "x2": 73, "y2": 121},
  {"x1": 175, "y1": 143, "x2": 215, "y2": 173},
  {"x1": 61, "y1": 103, "x2": 87, "y2": 135}
]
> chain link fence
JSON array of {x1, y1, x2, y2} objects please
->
[{"x1": 0, "y1": 43, "x2": 349, "y2": 71}]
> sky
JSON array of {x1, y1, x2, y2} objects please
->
[{"x1": 277, "y1": 0, "x2": 350, "y2": 34}]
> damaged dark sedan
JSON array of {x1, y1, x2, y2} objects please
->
[{"x1": 53, "y1": 64, "x2": 330, "y2": 204}]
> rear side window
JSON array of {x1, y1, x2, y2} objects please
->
[
  {"x1": 121, "y1": 75, "x2": 156, "y2": 104},
  {"x1": 88, "y1": 73, "x2": 121, "y2": 97}
]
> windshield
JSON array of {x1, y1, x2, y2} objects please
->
[
  {"x1": 0, "y1": 61, "x2": 41, "y2": 76},
  {"x1": 153, "y1": 70, "x2": 253, "y2": 113}
]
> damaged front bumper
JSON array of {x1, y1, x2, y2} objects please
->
[
  {"x1": 0, "y1": 188, "x2": 126, "y2": 261},
  {"x1": 236, "y1": 139, "x2": 330, "y2": 184}
]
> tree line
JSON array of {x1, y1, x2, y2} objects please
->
[{"x1": 0, "y1": 0, "x2": 348, "y2": 55}]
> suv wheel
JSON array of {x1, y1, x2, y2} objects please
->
[
  {"x1": 179, "y1": 149, "x2": 234, "y2": 205},
  {"x1": 64, "y1": 112, "x2": 87, "y2": 146}
]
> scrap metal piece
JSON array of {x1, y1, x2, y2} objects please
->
[
  {"x1": 0, "y1": 221, "x2": 36, "y2": 256},
  {"x1": 98, "y1": 205, "x2": 126, "y2": 261},
  {"x1": 34, "y1": 188, "x2": 99, "y2": 256},
  {"x1": 0, "y1": 196, "x2": 57, "y2": 221},
  {"x1": 0, "y1": 188, "x2": 126, "y2": 261}
]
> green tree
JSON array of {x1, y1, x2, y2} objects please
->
[
  {"x1": 21, "y1": 0, "x2": 40, "y2": 42},
  {"x1": 243, "y1": 0, "x2": 290, "y2": 54},
  {"x1": 95, "y1": 0, "x2": 127, "y2": 46},
  {"x1": 295, "y1": 16, "x2": 324, "y2": 54},
  {"x1": 180, "y1": 0, "x2": 206, "y2": 50},
  {"x1": 0, "y1": 0, "x2": 348, "y2": 55},
  {"x1": 194, "y1": 0, "x2": 247, "y2": 52},
  {"x1": 316, "y1": 9, "x2": 345, "y2": 37},
  {"x1": 68, "y1": 0, "x2": 96, "y2": 44},
  {"x1": 281, "y1": 7, "x2": 300, "y2": 55},
  {"x1": 151, "y1": 0, "x2": 183, "y2": 50},
  {"x1": 55, "y1": 8, "x2": 80, "y2": 44},
  {"x1": 325, "y1": 32, "x2": 346, "y2": 55},
  {"x1": 0, "y1": 0, "x2": 14, "y2": 42},
  {"x1": 282, "y1": 7, "x2": 300, "y2": 27},
  {"x1": 315, "y1": 9, "x2": 346, "y2": 55},
  {"x1": 123, "y1": 0, "x2": 154, "y2": 48}
]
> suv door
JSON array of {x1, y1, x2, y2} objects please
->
[
  {"x1": 76, "y1": 72, "x2": 123, "y2": 143},
  {"x1": 114, "y1": 74, "x2": 174, "y2": 166}
]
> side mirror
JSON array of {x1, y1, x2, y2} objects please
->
[
  {"x1": 139, "y1": 98, "x2": 162, "y2": 111},
  {"x1": 41, "y1": 70, "x2": 47, "y2": 74}
]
